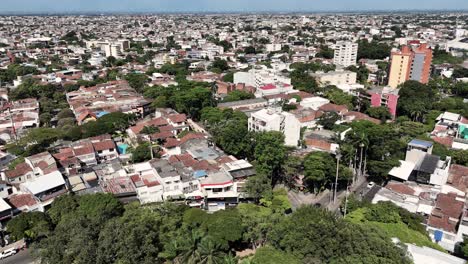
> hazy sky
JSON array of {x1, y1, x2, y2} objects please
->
[{"x1": 1, "y1": 0, "x2": 467, "y2": 13}]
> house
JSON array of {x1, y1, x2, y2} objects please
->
[
  {"x1": 426, "y1": 192, "x2": 465, "y2": 251},
  {"x1": 21, "y1": 170, "x2": 67, "y2": 206},
  {"x1": 89, "y1": 135, "x2": 118, "y2": 162},
  {"x1": 130, "y1": 174, "x2": 164, "y2": 204},
  {"x1": 0, "y1": 198, "x2": 13, "y2": 222},
  {"x1": 318, "y1": 103, "x2": 349, "y2": 116},
  {"x1": 389, "y1": 140, "x2": 451, "y2": 186},
  {"x1": 7, "y1": 193, "x2": 42, "y2": 213},
  {"x1": 199, "y1": 170, "x2": 238, "y2": 212}
]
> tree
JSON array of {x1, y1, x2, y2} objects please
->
[
  {"x1": 316, "y1": 45, "x2": 334, "y2": 59},
  {"x1": 246, "y1": 173, "x2": 272, "y2": 203},
  {"x1": 324, "y1": 87, "x2": 354, "y2": 109},
  {"x1": 210, "y1": 59, "x2": 229, "y2": 72},
  {"x1": 57, "y1": 108, "x2": 75, "y2": 120},
  {"x1": 269, "y1": 206, "x2": 411, "y2": 263},
  {"x1": 357, "y1": 40, "x2": 391, "y2": 60},
  {"x1": 290, "y1": 68, "x2": 319, "y2": 93},
  {"x1": 397, "y1": 81, "x2": 437, "y2": 122},
  {"x1": 366, "y1": 106, "x2": 392, "y2": 123},
  {"x1": 254, "y1": 132, "x2": 287, "y2": 184},
  {"x1": 244, "y1": 46, "x2": 256, "y2": 54},
  {"x1": 282, "y1": 155, "x2": 303, "y2": 188},
  {"x1": 124, "y1": 73, "x2": 148, "y2": 92},
  {"x1": 6, "y1": 212, "x2": 51, "y2": 241},
  {"x1": 252, "y1": 246, "x2": 300, "y2": 264},
  {"x1": 303, "y1": 152, "x2": 338, "y2": 192},
  {"x1": 141, "y1": 125, "x2": 160, "y2": 135},
  {"x1": 318, "y1": 112, "x2": 340, "y2": 130},
  {"x1": 131, "y1": 142, "x2": 152, "y2": 162},
  {"x1": 237, "y1": 203, "x2": 274, "y2": 249},
  {"x1": 222, "y1": 72, "x2": 234, "y2": 83},
  {"x1": 174, "y1": 87, "x2": 214, "y2": 120}
]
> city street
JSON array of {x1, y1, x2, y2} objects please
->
[{"x1": 0, "y1": 249, "x2": 33, "y2": 264}]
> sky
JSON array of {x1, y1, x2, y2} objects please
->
[{"x1": 1, "y1": 0, "x2": 468, "y2": 13}]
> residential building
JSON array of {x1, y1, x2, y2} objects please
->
[
  {"x1": 389, "y1": 140, "x2": 451, "y2": 186},
  {"x1": 248, "y1": 108, "x2": 301, "y2": 147},
  {"x1": 359, "y1": 87, "x2": 400, "y2": 118},
  {"x1": 333, "y1": 41, "x2": 358, "y2": 67},
  {"x1": 388, "y1": 43, "x2": 433, "y2": 88},
  {"x1": 312, "y1": 70, "x2": 357, "y2": 86}
]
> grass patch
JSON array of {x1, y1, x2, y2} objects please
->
[{"x1": 346, "y1": 208, "x2": 445, "y2": 252}]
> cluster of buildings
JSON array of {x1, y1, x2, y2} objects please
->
[
  {"x1": 0, "y1": 107, "x2": 258, "y2": 225},
  {"x1": 368, "y1": 139, "x2": 468, "y2": 252},
  {"x1": 0, "y1": 98, "x2": 39, "y2": 143},
  {"x1": 66, "y1": 80, "x2": 152, "y2": 124}
]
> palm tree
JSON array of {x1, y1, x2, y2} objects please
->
[
  {"x1": 176, "y1": 230, "x2": 204, "y2": 264},
  {"x1": 196, "y1": 237, "x2": 226, "y2": 264},
  {"x1": 222, "y1": 254, "x2": 238, "y2": 264}
]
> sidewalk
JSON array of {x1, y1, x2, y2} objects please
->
[{"x1": 0, "y1": 239, "x2": 26, "y2": 252}]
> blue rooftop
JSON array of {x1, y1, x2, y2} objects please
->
[
  {"x1": 117, "y1": 144, "x2": 129, "y2": 154},
  {"x1": 96, "y1": 111, "x2": 110, "y2": 118},
  {"x1": 409, "y1": 139, "x2": 433, "y2": 149},
  {"x1": 193, "y1": 170, "x2": 207, "y2": 178}
]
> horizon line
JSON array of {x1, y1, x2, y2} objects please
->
[{"x1": 0, "y1": 9, "x2": 467, "y2": 16}]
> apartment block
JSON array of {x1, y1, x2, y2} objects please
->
[
  {"x1": 333, "y1": 41, "x2": 358, "y2": 67},
  {"x1": 388, "y1": 44, "x2": 432, "y2": 88},
  {"x1": 312, "y1": 70, "x2": 357, "y2": 86},
  {"x1": 248, "y1": 108, "x2": 301, "y2": 147}
]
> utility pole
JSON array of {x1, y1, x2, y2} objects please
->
[
  {"x1": 343, "y1": 182, "x2": 349, "y2": 218},
  {"x1": 334, "y1": 150, "x2": 342, "y2": 204},
  {"x1": 358, "y1": 143, "x2": 365, "y2": 184}
]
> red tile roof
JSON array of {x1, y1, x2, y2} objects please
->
[
  {"x1": 168, "y1": 114, "x2": 187, "y2": 124},
  {"x1": 7, "y1": 193, "x2": 38, "y2": 209},
  {"x1": 428, "y1": 192, "x2": 464, "y2": 232},
  {"x1": 5, "y1": 162, "x2": 32, "y2": 179},
  {"x1": 447, "y1": 164, "x2": 468, "y2": 192},
  {"x1": 386, "y1": 182, "x2": 415, "y2": 196},
  {"x1": 319, "y1": 103, "x2": 348, "y2": 114},
  {"x1": 93, "y1": 140, "x2": 116, "y2": 151},
  {"x1": 431, "y1": 136, "x2": 453, "y2": 148}
]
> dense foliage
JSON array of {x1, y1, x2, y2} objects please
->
[{"x1": 7, "y1": 194, "x2": 411, "y2": 264}]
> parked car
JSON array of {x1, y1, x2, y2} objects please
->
[
  {"x1": 367, "y1": 182, "x2": 375, "y2": 189},
  {"x1": 0, "y1": 248, "x2": 17, "y2": 259}
]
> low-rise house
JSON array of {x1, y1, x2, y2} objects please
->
[
  {"x1": 389, "y1": 140, "x2": 451, "y2": 186},
  {"x1": 431, "y1": 112, "x2": 468, "y2": 150},
  {"x1": 7, "y1": 193, "x2": 42, "y2": 213},
  {"x1": 130, "y1": 174, "x2": 164, "y2": 204},
  {"x1": 21, "y1": 170, "x2": 67, "y2": 206},
  {"x1": 426, "y1": 192, "x2": 465, "y2": 251}
]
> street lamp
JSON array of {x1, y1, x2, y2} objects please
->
[
  {"x1": 334, "y1": 150, "x2": 342, "y2": 204},
  {"x1": 358, "y1": 142, "x2": 365, "y2": 183}
]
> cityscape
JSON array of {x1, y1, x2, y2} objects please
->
[{"x1": 0, "y1": 1, "x2": 466, "y2": 264}]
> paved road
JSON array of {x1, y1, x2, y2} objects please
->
[{"x1": 0, "y1": 249, "x2": 33, "y2": 264}]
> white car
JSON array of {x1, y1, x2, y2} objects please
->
[
  {"x1": 367, "y1": 182, "x2": 375, "y2": 189},
  {"x1": 0, "y1": 248, "x2": 17, "y2": 259}
]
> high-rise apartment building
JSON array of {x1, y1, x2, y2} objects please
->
[
  {"x1": 333, "y1": 42, "x2": 358, "y2": 67},
  {"x1": 388, "y1": 43, "x2": 432, "y2": 88}
]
